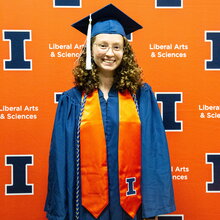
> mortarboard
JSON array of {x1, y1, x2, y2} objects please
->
[{"x1": 71, "y1": 4, "x2": 143, "y2": 70}]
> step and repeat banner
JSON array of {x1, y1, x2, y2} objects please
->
[{"x1": 0, "y1": 0, "x2": 220, "y2": 219}]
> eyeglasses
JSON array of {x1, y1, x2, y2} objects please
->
[{"x1": 94, "y1": 43, "x2": 123, "y2": 52}]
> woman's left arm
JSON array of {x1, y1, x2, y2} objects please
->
[{"x1": 139, "y1": 84, "x2": 176, "y2": 218}]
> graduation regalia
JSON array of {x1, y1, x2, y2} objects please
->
[
  {"x1": 45, "y1": 4, "x2": 175, "y2": 219},
  {"x1": 44, "y1": 83, "x2": 176, "y2": 219}
]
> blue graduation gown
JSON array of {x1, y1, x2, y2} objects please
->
[{"x1": 44, "y1": 83, "x2": 176, "y2": 220}]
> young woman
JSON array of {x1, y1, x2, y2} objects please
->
[{"x1": 45, "y1": 4, "x2": 175, "y2": 220}]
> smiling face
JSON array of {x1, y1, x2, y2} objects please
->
[{"x1": 92, "y1": 34, "x2": 124, "y2": 75}]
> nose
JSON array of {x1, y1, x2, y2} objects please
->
[{"x1": 105, "y1": 47, "x2": 114, "y2": 56}]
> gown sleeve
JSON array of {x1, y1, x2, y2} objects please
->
[
  {"x1": 139, "y1": 83, "x2": 176, "y2": 218},
  {"x1": 44, "y1": 92, "x2": 77, "y2": 220}
]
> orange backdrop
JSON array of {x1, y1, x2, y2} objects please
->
[{"x1": 1, "y1": 0, "x2": 220, "y2": 219}]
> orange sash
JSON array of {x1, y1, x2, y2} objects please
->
[{"x1": 80, "y1": 89, "x2": 141, "y2": 219}]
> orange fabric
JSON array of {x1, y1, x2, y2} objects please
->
[
  {"x1": 118, "y1": 91, "x2": 142, "y2": 218},
  {"x1": 80, "y1": 89, "x2": 141, "y2": 218},
  {"x1": 80, "y1": 90, "x2": 109, "y2": 218}
]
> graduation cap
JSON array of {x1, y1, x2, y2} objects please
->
[{"x1": 72, "y1": 4, "x2": 143, "y2": 70}]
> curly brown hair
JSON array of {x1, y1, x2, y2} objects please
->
[{"x1": 73, "y1": 36, "x2": 143, "y2": 94}]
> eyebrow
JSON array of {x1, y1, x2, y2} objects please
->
[{"x1": 95, "y1": 40, "x2": 123, "y2": 45}]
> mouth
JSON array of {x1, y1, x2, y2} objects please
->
[{"x1": 102, "y1": 59, "x2": 116, "y2": 64}]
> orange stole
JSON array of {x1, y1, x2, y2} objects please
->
[
  {"x1": 80, "y1": 90, "x2": 141, "y2": 219},
  {"x1": 118, "y1": 91, "x2": 142, "y2": 218}
]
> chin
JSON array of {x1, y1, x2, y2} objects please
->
[
  {"x1": 101, "y1": 68, "x2": 116, "y2": 74},
  {"x1": 101, "y1": 64, "x2": 119, "y2": 72}
]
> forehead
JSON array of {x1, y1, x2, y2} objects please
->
[{"x1": 94, "y1": 34, "x2": 124, "y2": 44}]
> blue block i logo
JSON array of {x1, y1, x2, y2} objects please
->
[
  {"x1": 155, "y1": 92, "x2": 183, "y2": 132},
  {"x1": 2, "y1": 30, "x2": 32, "y2": 71},
  {"x1": 53, "y1": 0, "x2": 81, "y2": 8},
  {"x1": 155, "y1": 0, "x2": 183, "y2": 8},
  {"x1": 126, "y1": 177, "x2": 137, "y2": 196},
  {"x1": 5, "y1": 155, "x2": 34, "y2": 195},
  {"x1": 206, "y1": 153, "x2": 220, "y2": 192},
  {"x1": 205, "y1": 31, "x2": 220, "y2": 71}
]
